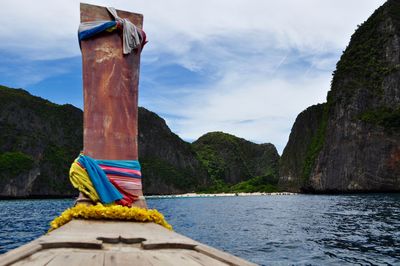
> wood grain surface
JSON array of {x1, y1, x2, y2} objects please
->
[{"x1": 80, "y1": 3, "x2": 143, "y2": 160}]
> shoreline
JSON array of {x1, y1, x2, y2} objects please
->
[
  {"x1": 145, "y1": 192, "x2": 298, "y2": 199},
  {"x1": 1, "y1": 192, "x2": 400, "y2": 200},
  {"x1": 0, "y1": 192, "x2": 298, "y2": 201}
]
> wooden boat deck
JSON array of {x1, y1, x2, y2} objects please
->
[{"x1": 0, "y1": 220, "x2": 256, "y2": 265}]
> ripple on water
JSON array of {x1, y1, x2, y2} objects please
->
[{"x1": 1, "y1": 195, "x2": 400, "y2": 265}]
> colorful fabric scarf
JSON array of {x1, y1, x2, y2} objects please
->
[
  {"x1": 78, "y1": 7, "x2": 147, "y2": 54},
  {"x1": 69, "y1": 154, "x2": 142, "y2": 206}
]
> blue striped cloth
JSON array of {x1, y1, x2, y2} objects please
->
[
  {"x1": 78, "y1": 21, "x2": 117, "y2": 40},
  {"x1": 96, "y1": 159, "x2": 141, "y2": 171},
  {"x1": 77, "y1": 155, "x2": 123, "y2": 204}
]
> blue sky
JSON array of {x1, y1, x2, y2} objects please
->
[{"x1": 0, "y1": 0, "x2": 385, "y2": 153}]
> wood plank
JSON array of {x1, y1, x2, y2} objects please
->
[
  {"x1": 12, "y1": 250, "x2": 56, "y2": 266},
  {"x1": 142, "y1": 241, "x2": 196, "y2": 250},
  {"x1": 40, "y1": 240, "x2": 103, "y2": 249},
  {"x1": 42, "y1": 220, "x2": 195, "y2": 244},
  {"x1": 46, "y1": 251, "x2": 104, "y2": 266},
  {"x1": 0, "y1": 243, "x2": 41, "y2": 266},
  {"x1": 104, "y1": 252, "x2": 150, "y2": 266},
  {"x1": 195, "y1": 245, "x2": 257, "y2": 266},
  {"x1": 80, "y1": 3, "x2": 143, "y2": 26},
  {"x1": 185, "y1": 251, "x2": 229, "y2": 266},
  {"x1": 140, "y1": 252, "x2": 177, "y2": 266},
  {"x1": 80, "y1": 3, "x2": 143, "y2": 160},
  {"x1": 139, "y1": 250, "x2": 227, "y2": 266}
]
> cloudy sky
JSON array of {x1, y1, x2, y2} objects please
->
[{"x1": 0, "y1": 0, "x2": 386, "y2": 153}]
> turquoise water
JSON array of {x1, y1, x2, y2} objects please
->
[{"x1": 1, "y1": 195, "x2": 400, "y2": 265}]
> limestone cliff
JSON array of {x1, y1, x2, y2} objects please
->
[
  {"x1": 279, "y1": 0, "x2": 400, "y2": 192},
  {"x1": 279, "y1": 104, "x2": 326, "y2": 192},
  {"x1": 193, "y1": 132, "x2": 279, "y2": 191},
  {"x1": 0, "y1": 85, "x2": 82, "y2": 197}
]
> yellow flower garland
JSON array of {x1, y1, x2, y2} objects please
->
[{"x1": 49, "y1": 204, "x2": 173, "y2": 231}]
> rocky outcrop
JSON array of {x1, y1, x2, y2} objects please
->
[
  {"x1": 279, "y1": 104, "x2": 326, "y2": 192},
  {"x1": 279, "y1": 0, "x2": 400, "y2": 192},
  {"x1": 193, "y1": 132, "x2": 279, "y2": 185}
]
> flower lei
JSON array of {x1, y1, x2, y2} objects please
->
[{"x1": 49, "y1": 204, "x2": 172, "y2": 231}]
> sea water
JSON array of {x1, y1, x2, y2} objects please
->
[{"x1": 0, "y1": 194, "x2": 399, "y2": 265}]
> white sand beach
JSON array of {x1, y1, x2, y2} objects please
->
[{"x1": 145, "y1": 192, "x2": 298, "y2": 199}]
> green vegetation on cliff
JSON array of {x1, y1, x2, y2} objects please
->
[
  {"x1": 141, "y1": 157, "x2": 207, "y2": 193},
  {"x1": 201, "y1": 173, "x2": 279, "y2": 193},
  {"x1": 193, "y1": 132, "x2": 280, "y2": 193},
  {"x1": 230, "y1": 173, "x2": 278, "y2": 193},
  {"x1": 279, "y1": 103, "x2": 327, "y2": 192},
  {"x1": 360, "y1": 107, "x2": 400, "y2": 130},
  {"x1": 332, "y1": 0, "x2": 399, "y2": 97},
  {"x1": 0, "y1": 152, "x2": 33, "y2": 180},
  {"x1": 301, "y1": 103, "x2": 329, "y2": 182},
  {"x1": 0, "y1": 85, "x2": 82, "y2": 197}
]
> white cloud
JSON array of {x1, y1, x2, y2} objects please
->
[
  {"x1": 145, "y1": 60, "x2": 331, "y2": 152},
  {"x1": 0, "y1": 0, "x2": 387, "y2": 153},
  {"x1": 0, "y1": 0, "x2": 385, "y2": 59}
]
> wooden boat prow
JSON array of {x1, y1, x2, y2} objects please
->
[
  {"x1": 0, "y1": 4, "x2": 256, "y2": 265},
  {"x1": 0, "y1": 219, "x2": 256, "y2": 265}
]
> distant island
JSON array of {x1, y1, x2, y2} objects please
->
[{"x1": 0, "y1": 0, "x2": 399, "y2": 198}]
